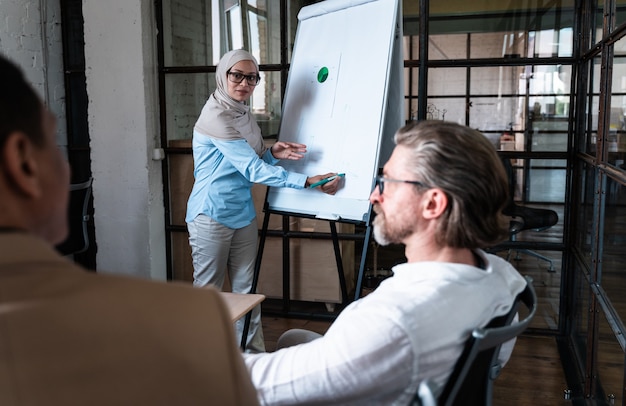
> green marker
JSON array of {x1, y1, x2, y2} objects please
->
[{"x1": 309, "y1": 173, "x2": 345, "y2": 189}]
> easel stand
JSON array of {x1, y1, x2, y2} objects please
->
[{"x1": 240, "y1": 203, "x2": 372, "y2": 349}]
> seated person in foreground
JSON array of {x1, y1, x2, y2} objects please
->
[
  {"x1": 243, "y1": 120, "x2": 527, "y2": 405},
  {"x1": 0, "y1": 54, "x2": 258, "y2": 405}
]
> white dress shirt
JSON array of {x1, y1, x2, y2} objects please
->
[{"x1": 244, "y1": 250, "x2": 527, "y2": 405}]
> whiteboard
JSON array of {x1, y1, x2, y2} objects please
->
[{"x1": 267, "y1": 0, "x2": 403, "y2": 223}]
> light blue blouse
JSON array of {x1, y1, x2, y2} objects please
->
[{"x1": 185, "y1": 131, "x2": 307, "y2": 229}]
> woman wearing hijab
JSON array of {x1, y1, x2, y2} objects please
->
[{"x1": 186, "y1": 49, "x2": 339, "y2": 352}]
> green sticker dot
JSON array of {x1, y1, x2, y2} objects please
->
[{"x1": 317, "y1": 67, "x2": 329, "y2": 83}]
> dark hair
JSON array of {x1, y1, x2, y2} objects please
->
[
  {"x1": 0, "y1": 54, "x2": 44, "y2": 150},
  {"x1": 394, "y1": 120, "x2": 510, "y2": 248}
]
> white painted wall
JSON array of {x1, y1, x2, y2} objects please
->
[
  {"x1": 83, "y1": 0, "x2": 166, "y2": 280},
  {"x1": 0, "y1": 0, "x2": 66, "y2": 145}
]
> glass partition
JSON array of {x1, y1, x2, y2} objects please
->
[
  {"x1": 468, "y1": 96, "x2": 516, "y2": 134},
  {"x1": 161, "y1": 0, "x2": 286, "y2": 66},
  {"x1": 585, "y1": 57, "x2": 602, "y2": 156},
  {"x1": 602, "y1": 178, "x2": 626, "y2": 320},
  {"x1": 571, "y1": 261, "x2": 591, "y2": 377},
  {"x1": 404, "y1": 66, "x2": 418, "y2": 121},
  {"x1": 469, "y1": 66, "x2": 521, "y2": 96},
  {"x1": 429, "y1": 33, "x2": 468, "y2": 59},
  {"x1": 596, "y1": 308, "x2": 625, "y2": 404},
  {"x1": 159, "y1": 0, "x2": 577, "y2": 337},
  {"x1": 469, "y1": 31, "x2": 526, "y2": 59},
  {"x1": 575, "y1": 160, "x2": 596, "y2": 267},
  {"x1": 426, "y1": 97, "x2": 465, "y2": 124},
  {"x1": 161, "y1": 0, "x2": 214, "y2": 67},
  {"x1": 528, "y1": 159, "x2": 567, "y2": 202},
  {"x1": 254, "y1": 70, "x2": 282, "y2": 137},
  {"x1": 165, "y1": 73, "x2": 215, "y2": 142},
  {"x1": 618, "y1": 1, "x2": 626, "y2": 29},
  {"x1": 609, "y1": 47, "x2": 626, "y2": 169},
  {"x1": 428, "y1": 67, "x2": 466, "y2": 96}
]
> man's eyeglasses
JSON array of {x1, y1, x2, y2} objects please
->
[
  {"x1": 227, "y1": 70, "x2": 261, "y2": 86},
  {"x1": 374, "y1": 176, "x2": 431, "y2": 195}
]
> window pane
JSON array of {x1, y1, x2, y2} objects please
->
[
  {"x1": 162, "y1": 0, "x2": 289, "y2": 66},
  {"x1": 404, "y1": 66, "x2": 419, "y2": 122},
  {"x1": 602, "y1": 180, "x2": 626, "y2": 324},
  {"x1": 427, "y1": 98, "x2": 465, "y2": 124},
  {"x1": 428, "y1": 67, "x2": 466, "y2": 96},
  {"x1": 403, "y1": 35, "x2": 419, "y2": 61},
  {"x1": 619, "y1": 3, "x2": 626, "y2": 30},
  {"x1": 529, "y1": 28, "x2": 574, "y2": 58},
  {"x1": 595, "y1": 309, "x2": 625, "y2": 405},
  {"x1": 575, "y1": 161, "x2": 596, "y2": 265},
  {"x1": 571, "y1": 262, "x2": 591, "y2": 374},
  {"x1": 245, "y1": 1, "x2": 286, "y2": 65},
  {"x1": 165, "y1": 73, "x2": 215, "y2": 142},
  {"x1": 470, "y1": 66, "x2": 525, "y2": 96},
  {"x1": 587, "y1": 95, "x2": 601, "y2": 156},
  {"x1": 528, "y1": 65, "x2": 571, "y2": 117},
  {"x1": 609, "y1": 52, "x2": 626, "y2": 169},
  {"x1": 590, "y1": 0, "x2": 603, "y2": 46},
  {"x1": 429, "y1": 33, "x2": 467, "y2": 60},
  {"x1": 505, "y1": 157, "x2": 565, "y2": 217},
  {"x1": 606, "y1": 96, "x2": 626, "y2": 168},
  {"x1": 470, "y1": 32, "x2": 527, "y2": 59},
  {"x1": 254, "y1": 70, "x2": 282, "y2": 138},
  {"x1": 162, "y1": 0, "x2": 215, "y2": 66},
  {"x1": 404, "y1": 65, "x2": 418, "y2": 95},
  {"x1": 492, "y1": 248, "x2": 561, "y2": 328},
  {"x1": 409, "y1": 3, "x2": 575, "y2": 58},
  {"x1": 528, "y1": 160, "x2": 566, "y2": 203},
  {"x1": 469, "y1": 66, "x2": 524, "y2": 96},
  {"x1": 530, "y1": 119, "x2": 568, "y2": 152},
  {"x1": 162, "y1": 70, "x2": 282, "y2": 139},
  {"x1": 469, "y1": 96, "x2": 518, "y2": 132}
]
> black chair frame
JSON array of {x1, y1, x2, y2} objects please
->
[
  {"x1": 416, "y1": 275, "x2": 537, "y2": 406},
  {"x1": 499, "y1": 158, "x2": 558, "y2": 272}
]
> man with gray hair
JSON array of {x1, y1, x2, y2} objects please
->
[{"x1": 244, "y1": 120, "x2": 527, "y2": 405}]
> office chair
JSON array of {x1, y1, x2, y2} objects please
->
[
  {"x1": 415, "y1": 275, "x2": 537, "y2": 406},
  {"x1": 500, "y1": 158, "x2": 558, "y2": 272},
  {"x1": 56, "y1": 178, "x2": 93, "y2": 256}
]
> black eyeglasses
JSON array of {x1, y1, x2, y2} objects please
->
[
  {"x1": 374, "y1": 176, "x2": 431, "y2": 195},
  {"x1": 227, "y1": 70, "x2": 261, "y2": 86}
]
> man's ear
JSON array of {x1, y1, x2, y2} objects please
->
[
  {"x1": 421, "y1": 188, "x2": 448, "y2": 219},
  {"x1": 1, "y1": 132, "x2": 42, "y2": 198}
]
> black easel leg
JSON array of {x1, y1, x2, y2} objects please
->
[
  {"x1": 329, "y1": 221, "x2": 348, "y2": 305},
  {"x1": 281, "y1": 215, "x2": 291, "y2": 314},
  {"x1": 354, "y1": 224, "x2": 372, "y2": 301}
]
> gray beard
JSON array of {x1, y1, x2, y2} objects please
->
[
  {"x1": 372, "y1": 213, "x2": 392, "y2": 246},
  {"x1": 372, "y1": 206, "x2": 415, "y2": 246}
]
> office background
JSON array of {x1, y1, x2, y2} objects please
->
[{"x1": 1, "y1": 0, "x2": 625, "y2": 403}]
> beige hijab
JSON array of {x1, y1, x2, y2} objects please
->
[{"x1": 194, "y1": 49, "x2": 266, "y2": 156}]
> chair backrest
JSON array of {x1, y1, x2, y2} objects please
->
[
  {"x1": 500, "y1": 156, "x2": 517, "y2": 216},
  {"x1": 55, "y1": 178, "x2": 93, "y2": 256},
  {"x1": 499, "y1": 157, "x2": 558, "y2": 232},
  {"x1": 424, "y1": 275, "x2": 537, "y2": 406}
]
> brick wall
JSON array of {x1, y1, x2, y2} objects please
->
[{"x1": 0, "y1": 0, "x2": 67, "y2": 145}]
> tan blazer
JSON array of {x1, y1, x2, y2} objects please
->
[{"x1": 0, "y1": 233, "x2": 259, "y2": 406}]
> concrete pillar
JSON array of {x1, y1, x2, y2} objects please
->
[{"x1": 83, "y1": 0, "x2": 166, "y2": 280}]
